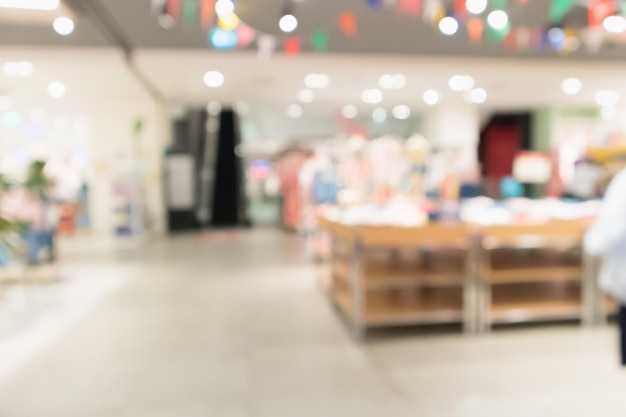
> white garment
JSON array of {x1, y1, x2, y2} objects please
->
[{"x1": 585, "y1": 168, "x2": 626, "y2": 303}]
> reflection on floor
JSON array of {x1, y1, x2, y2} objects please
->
[{"x1": 0, "y1": 230, "x2": 624, "y2": 417}]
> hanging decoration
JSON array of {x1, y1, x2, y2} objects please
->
[
  {"x1": 285, "y1": 37, "x2": 301, "y2": 56},
  {"x1": 166, "y1": 0, "x2": 182, "y2": 19},
  {"x1": 548, "y1": 0, "x2": 574, "y2": 23},
  {"x1": 398, "y1": 0, "x2": 422, "y2": 18},
  {"x1": 236, "y1": 24, "x2": 256, "y2": 48},
  {"x1": 453, "y1": 0, "x2": 466, "y2": 21},
  {"x1": 200, "y1": 0, "x2": 216, "y2": 28},
  {"x1": 182, "y1": 0, "x2": 198, "y2": 24},
  {"x1": 366, "y1": 0, "x2": 383, "y2": 8},
  {"x1": 467, "y1": 18, "x2": 483, "y2": 43},
  {"x1": 339, "y1": 11, "x2": 358, "y2": 36},
  {"x1": 588, "y1": 0, "x2": 615, "y2": 28},
  {"x1": 311, "y1": 30, "x2": 329, "y2": 52}
]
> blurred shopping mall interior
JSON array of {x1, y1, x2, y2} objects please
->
[{"x1": 2, "y1": 0, "x2": 626, "y2": 416}]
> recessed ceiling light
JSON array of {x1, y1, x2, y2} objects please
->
[
  {"x1": 53, "y1": 16, "x2": 75, "y2": 36},
  {"x1": 449, "y1": 75, "x2": 474, "y2": 92},
  {"x1": 603, "y1": 15, "x2": 626, "y2": 34},
  {"x1": 487, "y1": 10, "x2": 508, "y2": 30},
  {"x1": 298, "y1": 88, "x2": 314, "y2": 103},
  {"x1": 3, "y1": 61, "x2": 19, "y2": 77},
  {"x1": 17, "y1": 61, "x2": 33, "y2": 77},
  {"x1": 215, "y1": 0, "x2": 234, "y2": 17},
  {"x1": 279, "y1": 14, "x2": 298, "y2": 33},
  {"x1": 286, "y1": 104, "x2": 303, "y2": 118},
  {"x1": 595, "y1": 90, "x2": 619, "y2": 106},
  {"x1": 392, "y1": 105, "x2": 411, "y2": 120},
  {"x1": 439, "y1": 17, "x2": 459, "y2": 36},
  {"x1": 393, "y1": 74, "x2": 407, "y2": 89},
  {"x1": 342, "y1": 105, "x2": 358, "y2": 119},
  {"x1": 372, "y1": 107, "x2": 387, "y2": 123},
  {"x1": 467, "y1": 88, "x2": 487, "y2": 104},
  {"x1": 304, "y1": 73, "x2": 330, "y2": 89},
  {"x1": 361, "y1": 89, "x2": 383, "y2": 104},
  {"x1": 2, "y1": 111, "x2": 21, "y2": 129},
  {"x1": 379, "y1": 74, "x2": 395, "y2": 90},
  {"x1": 203, "y1": 70, "x2": 225, "y2": 88},
  {"x1": 47, "y1": 81, "x2": 66, "y2": 99},
  {"x1": 466, "y1": 0, "x2": 487, "y2": 15},
  {"x1": 0, "y1": 0, "x2": 59, "y2": 10},
  {"x1": 561, "y1": 77, "x2": 582, "y2": 95},
  {"x1": 423, "y1": 89, "x2": 440, "y2": 105}
]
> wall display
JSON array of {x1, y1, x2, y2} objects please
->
[{"x1": 166, "y1": 155, "x2": 195, "y2": 210}]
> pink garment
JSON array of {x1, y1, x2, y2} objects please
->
[
  {"x1": 277, "y1": 153, "x2": 306, "y2": 228},
  {"x1": 0, "y1": 189, "x2": 45, "y2": 230}
]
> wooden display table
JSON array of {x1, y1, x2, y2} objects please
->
[
  {"x1": 327, "y1": 222, "x2": 476, "y2": 338},
  {"x1": 477, "y1": 222, "x2": 589, "y2": 330},
  {"x1": 322, "y1": 219, "x2": 598, "y2": 337}
]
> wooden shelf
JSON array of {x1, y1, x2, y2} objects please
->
[
  {"x1": 365, "y1": 298, "x2": 463, "y2": 326},
  {"x1": 485, "y1": 266, "x2": 582, "y2": 284},
  {"x1": 489, "y1": 283, "x2": 581, "y2": 323}
]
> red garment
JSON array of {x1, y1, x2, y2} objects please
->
[{"x1": 277, "y1": 153, "x2": 306, "y2": 228}]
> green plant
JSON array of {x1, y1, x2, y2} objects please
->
[{"x1": 24, "y1": 160, "x2": 53, "y2": 199}]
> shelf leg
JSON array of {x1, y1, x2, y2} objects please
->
[{"x1": 351, "y1": 240, "x2": 365, "y2": 340}]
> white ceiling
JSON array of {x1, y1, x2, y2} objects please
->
[
  {"x1": 1, "y1": 47, "x2": 626, "y2": 117},
  {"x1": 134, "y1": 49, "x2": 626, "y2": 114}
]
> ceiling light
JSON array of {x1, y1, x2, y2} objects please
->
[
  {"x1": 215, "y1": 0, "x2": 234, "y2": 17},
  {"x1": 393, "y1": 74, "x2": 407, "y2": 89},
  {"x1": 342, "y1": 105, "x2": 358, "y2": 119},
  {"x1": 17, "y1": 61, "x2": 33, "y2": 77},
  {"x1": 439, "y1": 17, "x2": 459, "y2": 36},
  {"x1": 53, "y1": 17, "x2": 74, "y2": 36},
  {"x1": 298, "y1": 89, "x2": 314, "y2": 103},
  {"x1": 279, "y1": 14, "x2": 298, "y2": 33},
  {"x1": 604, "y1": 15, "x2": 626, "y2": 34},
  {"x1": 286, "y1": 104, "x2": 303, "y2": 118},
  {"x1": 3, "y1": 61, "x2": 18, "y2": 77},
  {"x1": 466, "y1": 0, "x2": 487, "y2": 15},
  {"x1": 487, "y1": 10, "x2": 508, "y2": 30},
  {"x1": 379, "y1": 74, "x2": 395, "y2": 89},
  {"x1": 449, "y1": 75, "x2": 474, "y2": 92},
  {"x1": 304, "y1": 73, "x2": 330, "y2": 89},
  {"x1": 601, "y1": 106, "x2": 617, "y2": 120},
  {"x1": 561, "y1": 77, "x2": 582, "y2": 95},
  {"x1": 2, "y1": 111, "x2": 21, "y2": 129},
  {"x1": 392, "y1": 105, "x2": 411, "y2": 120},
  {"x1": 0, "y1": 0, "x2": 59, "y2": 10},
  {"x1": 47, "y1": 81, "x2": 66, "y2": 99},
  {"x1": 361, "y1": 89, "x2": 383, "y2": 104},
  {"x1": 467, "y1": 88, "x2": 487, "y2": 104},
  {"x1": 423, "y1": 89, "x2": 440, "y2": 105},
  {"x1": 203, "y1": 70, "x2": 225, "y2": 88},
  {"x1": 595, "y1": 90, "x2": 619, "y2": 106},
  {"x1": 372, "y1": 107, "x2": 387, "y2": 123}
]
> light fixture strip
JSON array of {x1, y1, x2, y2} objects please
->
[{"x1": 0, "y1": 0, "x2": 60, "y2": 10}]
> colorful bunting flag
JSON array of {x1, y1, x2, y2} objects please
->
[
  {"x1": 166, "y1": 0, "x2": 181, "y2": 19},
  {"x1": 339, "y1": 11, "x2": 358, "y2": 36},
  {"x1": 492, "y1": 0, "x2": 507, "y2": 10},
  {"x1": 237, "y1": 24, "x2": 256, "y2": 48},
  {"x1": 454, "y1": 0, "x2": 466, "y2": 20},
  {"x1": 201, "y1": 0, "x2": 216, "y2": 29},
  {"x1": 398, "y1": 0, "x2": 422, "y2": 18},
  {"x1": 366, "y1": 0, "x2": 383, "y2": 8},
  {"x1": 285, "y1": 38, "x2": 301, "y2": 56},
  {"x1": 588, "y1": 0, "x2": 615, "y2": 28},
  {"x1": 311, "y1": 30, "x2": 329, "y2": 52},
  {"x1": 548, "y1": 0, "x2": 574, "y2": 23},
  {"x1": 467, "y1": 18, "x2": 483, "y2": 43},
  {"x1": 182, "y1": 0, "x2": 197, "y2": 25},
  {"x1": 504, "y1": 31, "x2": 517, "y2": 50}
]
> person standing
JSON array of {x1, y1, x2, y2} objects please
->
[{"x1": 585, "y1": 167, "x2": 626, "y2": 365}]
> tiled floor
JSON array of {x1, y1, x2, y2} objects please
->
[{"x1": 0, "y1": 230, "x2": 625, "y2": 416}]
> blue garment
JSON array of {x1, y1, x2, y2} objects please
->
[
  {"x1": 312, "y1": 171, "x2": 338, "y2": 205},
  {"x1": 26, "y1": 228, "x2": 54, "y2": 264}
]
